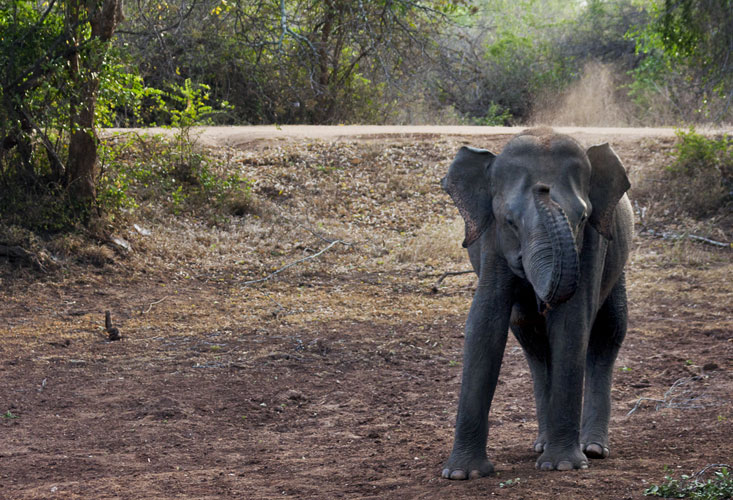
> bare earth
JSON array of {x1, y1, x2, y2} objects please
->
[{"x1": 1, "y1": 126, "x2": 731, "y2": 499}]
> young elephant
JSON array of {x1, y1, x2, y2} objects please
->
[{"x1": 441, "y1": 129, "x2": 633, "y2": 478}]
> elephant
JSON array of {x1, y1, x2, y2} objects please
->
[{"x1": 440, "y1": 128, "x2": 633, "y2": 478}]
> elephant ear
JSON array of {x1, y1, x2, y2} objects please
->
[
  {"x1": 441, "y1": 146, "x2": 496, "y2": 248},
  {"x1": 586, "y1": 143, "x2": 631, "y2": 240}
]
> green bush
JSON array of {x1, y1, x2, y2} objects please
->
[
  {"x1": 665, "y1": 127, "x2": 733, "y2": 217},
  {"x1": 97, "y1": 134, "x2": 254, "y2": 220},
  {"x1": 644, "y1": 466, "x2": 733, "y2": 500}
]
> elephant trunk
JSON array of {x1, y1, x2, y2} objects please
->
[{"x1": 524, "y1": 184, "x2": 579, "y2": 307}]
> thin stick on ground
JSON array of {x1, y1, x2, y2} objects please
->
[
  {"x1": 256, "y1": 288, "x2": 289, "y2": 316},
  {"x1": 243, "y1": 239, "x2": 348, "y2": 286},
  {"x1": 431, "y1": 270, "x2": 473, "y2": 293},
  {"x1": 644, "y1": 229, "x2": 731, "y2": 248},
  {"x1": 271, "y1": 204, "x2": 353, "y2": 247},
  {"x1": 143, "y1": 296, "x2": 170, "y2": 314}
]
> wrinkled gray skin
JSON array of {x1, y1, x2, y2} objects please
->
[{"x1": 441, "y1": 130, "x2": 633, "y2": 478}]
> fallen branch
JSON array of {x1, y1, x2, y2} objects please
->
[
  {"x1": 142, "y1": 296, "x2": 170, "y2": 314},
  {"x1": 272, "y1": 204, "x2": 353, "y2": 247},
  {"x1": 691, "y1": 463, "x2": 731, "y2": 479},
  {"x1": 431, "y1": 270, "x2": 473, "y2": 293},
  {"x1": 243, "y1": 239, "x2": 348, "y2": 285},
  {"x1": 627, "y1": 375, "x2": 714, "y2": 417},
  {"x1": 644, "y1": 229, "x2": 731, "y2": 248}
]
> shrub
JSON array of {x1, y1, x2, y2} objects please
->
[
  {"x1": 97, "y1": 134, "x2": 255, "y2": 220},
  {"x1": 665, "y1": 128, "x2": 732, "y2": 218},
  {"x1": 644, "y1": 466, "x2": 733, "y2": 500}
]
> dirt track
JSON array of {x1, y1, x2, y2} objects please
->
[
  {"x1": 1, "y1": 126, "x2": 731, "y2": 499},
  {"x1": 110, "y1": 124, "x2": 696, "y2": 147}
]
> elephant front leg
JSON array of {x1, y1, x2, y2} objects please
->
[
  {"x1": 442, "y1": 283, "x2": 511, "y2": 480},
  {"x1": 581, "y1": 275, "x2": 628, "y2": 459},
  {"x1": 536, "y1": 311, "x2": 590, "y2": 471}
]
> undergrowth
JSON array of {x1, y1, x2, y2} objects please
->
[
  {"x1": 0, "y1": 131, "x2": 256, "y2": 270},
  {"x1": 631, "y1": 129, "x2": 733, "y2": 241},
  {"x1": 644, "y1": 466, "x2": 733, "y2": 500},
  {"x1": 665, "y1": 128, "x2": 732, "y2": 219},
  {"x1": 97, "y1": 133, "x2": 255, "y2": 220}
]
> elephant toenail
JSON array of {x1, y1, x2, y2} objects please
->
[
  {"x1": 449, "y1": 469, "x2": 467, "y2": 480},
  {"x1": 557, "y1": 461, "x2": 573, "y2": 471}
]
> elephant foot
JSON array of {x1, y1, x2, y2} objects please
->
[
  {"x1": 441, "y1": 453, "x2": 494, "y2": 480},
  {"x1": 581, "y1": 442, "x2": 610, "y2": 459},
  {"x1": 536, "y1": 446, "x2": 589, "y2": 471}
]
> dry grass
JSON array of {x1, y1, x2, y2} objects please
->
[{"x1": 392, "y1": 216, "x2": 467, "y2": 267}]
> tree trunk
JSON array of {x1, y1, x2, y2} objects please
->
[{"x1": 65, "y1": 0, "x2": 124, "y2": 204}]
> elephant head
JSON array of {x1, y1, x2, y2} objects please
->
[{"x1": 442, "y1": 130, "x2": 630, "y2": 307}]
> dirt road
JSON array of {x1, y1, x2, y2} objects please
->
[{"x1": 109, "y1": 124, "x2": 730, "y2": 147}]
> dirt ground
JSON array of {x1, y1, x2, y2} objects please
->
[{"x1": 1, "y1": 126, "x2": 731, "y2": 499}]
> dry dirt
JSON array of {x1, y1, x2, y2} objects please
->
[{"x1": 1, "y1": 126, "x2": 732, "y2": 499}]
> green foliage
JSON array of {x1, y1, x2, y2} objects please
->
[
  {"x1": 627, "y1": 0, "x2": 733, "y2": 123},
  {"x1": 644, "y1": 466, "x2": 733, "y2": 500},
  {"x1": 499, "y1": 477, "x2": 521, "y2": 488},
  {"x1": 471, "y1": 103, "x2": 513, "y2": 126},
  {"x1": 165, "y1": 79, "x2": 224, "y2": 130},
  {"x1": 436, "y1": 0, "x2": 641, "y2": 123},
  {"x1": 664, "y1": 127, "x2": 733, "y2": 217},
  {"x1": 96, "y1": 79, "x2": 243, "y2": 219},
  {"x1": 668, "y1": 128, "x2": 733, "y2": 179},
  {"x1": 96, "y1": 134, "x2": 254, "y2": 220},
  {"x1": 0, "y1": 0, "x2": 127, "y2": 229},
  {"x1": 96, "y1": 56, "x2": 165, "y2": 128}
]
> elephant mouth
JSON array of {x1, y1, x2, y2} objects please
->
[{"x1": 512, "y1": 254, "x2": 526, "y2": 279}]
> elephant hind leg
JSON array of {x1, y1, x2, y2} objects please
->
[{"x1": 581, "y1": 273, "x2": 628, "y2": 459}]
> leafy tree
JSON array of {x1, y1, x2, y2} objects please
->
[
  {"x1": 430, "y1": 0, "x2": 583, "y2": 123},
  {"x1": 115, "y1": 0, "x2": 453, "y2": 124},
  {"x1": 1, "y1": 0, "x2": 124, "y2": 220},
  {"x1": 629, "y1": 0, "x2": 733, "y2": 122}
]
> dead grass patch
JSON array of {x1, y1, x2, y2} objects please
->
[{"x1": 392, "y1": 217, "x2": 467, "y2": 267}]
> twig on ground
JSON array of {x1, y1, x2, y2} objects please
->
[
  {"x1": 105, "y1": 310, "x2": 121, "y2": 341},
  {"x1": 243, "y1": 239, "x2": 348, "y2": 285},
  {"x1": 431, "y1": 270, "x2": 473, "y2": 293},
  {"x1": 255, "y1": 288, "x2": 290, "y2": 317},
  {"x1": 627, "y1": 375, "x2": 715, "y2": 417},
  {"x1": 142, "y1": 296, "x2": 170, "y2": 314},
  {"x1": 644, "y1": 228, "x2": 731, "y2": 248},
  {"x1": 692, "y1": 463, "x2": 731, "y2": 479},
  {"x1": 273, "y1": 204, "x2": 353, "y2": 247}
]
